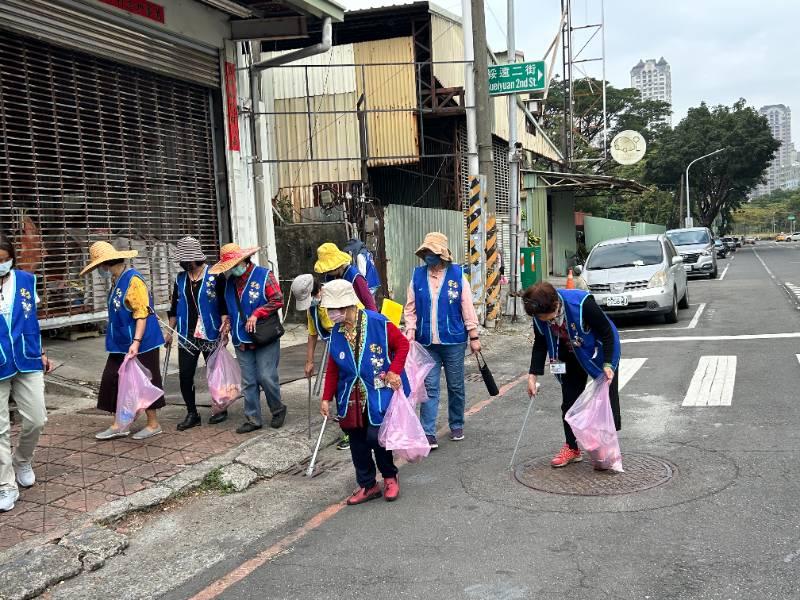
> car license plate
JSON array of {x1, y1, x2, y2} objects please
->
[
  {"x1": 606, "y1": 295, "x2": 628, "y2": 307},
  {"x1": 684, "y1": 265, "x2": 693, "y2": 272}
]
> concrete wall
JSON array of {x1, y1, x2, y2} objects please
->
[
  {"x1": 584, "y1": 216, "x2": 666, "y2": 251},
  {"x1": 524, "y1": 174, "x2": 549, "y2": 278}
]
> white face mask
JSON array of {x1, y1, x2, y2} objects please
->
[
  {"x1": 98, "y1": 267, "x2": 112, "y2": 280},
  {"x1": 0, "y1": 260, "x2": 12, "y2": 277},
  {"x1": 328, "y1": 308, "x2": 346, "y2": 323}
]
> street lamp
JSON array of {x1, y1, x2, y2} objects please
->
[{"x1": 685, "y1": 148, "x2": 726, "y2": 228}]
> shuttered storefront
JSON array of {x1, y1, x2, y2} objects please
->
[{"x1": 0, "y1": 29, "x2": 221, "y2": 328}]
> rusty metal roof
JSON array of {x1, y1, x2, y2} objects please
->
[{"x1": 523, "y1": 170, "x2": 648, "y2": 194}]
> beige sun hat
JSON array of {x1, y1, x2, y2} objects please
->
[
  {"x1": 320, "y1": 279, "x2": 359, "y2": 310},
  {"x1": 80, "y1": 241, "x2": 138, "y2": 276},
  {"x1": 415, "y1": 232, "x2": 453, "y2": 262},
  {"x1": 208, "y1": 243, "x2": 260, "y2": 275}
]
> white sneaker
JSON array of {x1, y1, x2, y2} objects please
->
[
  {"x1": 15, "y1": 463, "x2": 35, "y2": 488},
  {"x1": 0, "y1": 488, "x2": 19, "y2": 512}
]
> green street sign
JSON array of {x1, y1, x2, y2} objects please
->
[
  {"x1": 788, "y1": 215, "x2": 796, "y2": 221},
  {"x1": 488, "y1": 61, "x2": 546, "y2": 96}
]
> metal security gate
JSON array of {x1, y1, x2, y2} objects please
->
[{"x1": 0, "y1": 30, "x2": 220, "y2": 328}]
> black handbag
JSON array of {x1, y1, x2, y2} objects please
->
[
  {"x1": 476, "y1": 352, "x2": 500, "y2": 396},
  {"x1": 234, "y1": 290, "x2": 284, "y2": 347}
]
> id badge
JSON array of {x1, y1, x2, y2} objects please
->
[
  {"x1": 549, "y1": 361, "x2": 567, "y2": 375},
  {"x1": 373, "y1": 376, "x2": 386, "y2": 390}
]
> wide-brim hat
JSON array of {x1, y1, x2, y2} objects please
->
[
  {"x1": 320, "y1": 279, "x2": 359, "y2": 310},
  {"x1": 175, "y1": 236, "x2": 206, "y2": 263},
  {"x1": 291, "y1": 274, "x2": 315, "y2": 311},
  {"x1": 80, "y1": 241, "x2": 137, "y2": 276},
  {"x1": 314, "y1": 243, "x2": 352, "y2": 274},
  {"x1": 209, "y1": 243, "x2": 260, "y2": 275},
  {"x1": 416, "y1": 232, "x2": 453, "y2": 262}
]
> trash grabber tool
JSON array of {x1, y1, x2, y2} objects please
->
[
  {"x1": 307, "y1": 377, "x2": 312, "y2": 439},
  {"x1": 162, "y1": 342, "x2": 172, "y2": 383},
  {"x1": 312, "y1": 341, "x2": 329, "y2": 397},
  {"x1": 306, "y1": 416, "x2": 328, "y2": 477},
  {"x1": 509, "y1": 382, "x2": 540, "y2": 470}
]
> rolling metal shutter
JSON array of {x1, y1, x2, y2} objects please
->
[
  {"x1": 0, "y1": 30, "x2": 220, "y2": 328},
  {"x1": 0, "y1": 0, "x2": 220, "y2": 88}
]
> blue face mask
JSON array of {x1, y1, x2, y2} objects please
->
[
  {"x1": 424, "y1": 254, "x2": 441, "y2": 267},
  {"x1": 0, "y1": 260, "x2": 12, "y2": 277},
  {"x1": 98, "y1": 267, "x2": 111, "y2": 280},
  {"x1": 229, "y1": 264, "x2": 247, "y2": 278}
]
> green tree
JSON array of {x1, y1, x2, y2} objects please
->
[{"x1": 644, "y1": 100, "x2": 780, "y2": 228}]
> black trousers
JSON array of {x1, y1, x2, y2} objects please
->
[
  {"x1": 178, "y1": 338, "x2": 212, "y2": 414},
  {"x1": 559, "y1": 349, "x2": 621, "y2": 450},
  {"x1": 344, "y1": 425, "x2": 397, "y2": 489}
]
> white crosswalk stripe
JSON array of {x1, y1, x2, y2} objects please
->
[
  {"x1": 682, "y1": 356, "x2": 737, "y2": 407},
  {"x1": 618, "y1": 358, "x2": 647, "y2": 391},
  {"x1": 785, "y1": 282, "x2": 800, "y2": 302}
]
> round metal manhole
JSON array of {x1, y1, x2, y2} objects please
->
[{"x1": 514, "y1": 452, "x2": 675, "y2": 496}]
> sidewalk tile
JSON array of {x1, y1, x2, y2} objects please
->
[{"x1": 89, "y1": 474, "x2": 149, "y2": 496}]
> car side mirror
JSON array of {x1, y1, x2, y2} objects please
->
[
  {"x1": 672, "y1": 256, "x2": 684, "y2": 265},
  {"x1": 573, "y1": 265, "x2": 583, "y2": 276}
]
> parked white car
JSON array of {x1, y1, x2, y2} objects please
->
[
  {"x1": 789, "y1": 232, "x2": 800, "y2": 242},
  {"x1": 578, "y1": 234, "x2": 690, "y2": 323}
]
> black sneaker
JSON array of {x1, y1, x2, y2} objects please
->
[
  {"x1": 236, "y1": 422, "x2": 262, "y2": 434},
  {"x1": 426, "y1": 435, "x2": 439, "y2": 450},
  {"x1": 177, "y1": 413, "x2": 201, "y2": 431},
  {"x1": 208, "y1": 411, "x2": 228, "y2": 425},
  {"x1": 336, "y1": 435, "x2": 350, "y2": 450},
  {"x1": 270, "y1": 407, "x2": 287, "y2": 429}
]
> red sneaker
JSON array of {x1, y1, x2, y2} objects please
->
[
  {"x1": 551, "y1": 444, "x2": 582, "y2": 468},
  {"x1": 346, "y1": 484, "x2": 382, "y2": 506},
  {"x1": 383, "y1": 477, "x2": 400, "y2": 502}
]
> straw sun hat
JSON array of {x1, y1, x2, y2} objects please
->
[
  {"x1": 80, "y1": 241, "x2": 138, "y2": 276},
  {"x1": 208, "y1": 243, "x2": 260, "y2": 275},
  {"x1": 320, "y1": 279, "x2": 359, "y2": 310},
  {"x1": 416, "y1": 232, "x2": 453, "y2": 262},
  {"x1": 314, "y1": 243, "x2": 352, "y2": 274}
]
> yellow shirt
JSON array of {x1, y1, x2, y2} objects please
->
[
  {"x1": 307, "y1": 306, "x2": 334, "y2": 338},
  {"x1": 124, "y1": 276, "x2": 151, "y2": 320}
]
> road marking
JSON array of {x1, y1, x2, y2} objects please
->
[
  {"x1": 718, "y1": 263, "x2": 730, "y2": 280},
  {"x1": 618, "y1": 358, "x2": 647, "y2": 391},
  {"x1": 618, "y1": 304, "x2": 707, "y2": 334},
  {"x1": 621, "y1": 332, "x2": 800, "y2": 344},
  {"x1": 754, "y1": 249, "x2": 777, "y2": 281},
  {"x1": 785, "y1": 281, "x2": 800, "y2": 301},
  {"x1": 682, "y1": 356, "x2": 737, "y2": 407},
  {"x1": 797, "y1": 354, "x2": 800, "y2": 367},
  {"x1": 687, "y1": 302, "x2": 706, "y2": 329},
  {"x1": 188, "y1": 373, "x2": 528, "y2": 600}
]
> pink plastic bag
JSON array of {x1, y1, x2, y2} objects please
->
[
  {"x1": 564, "y1": 376, "x2": 623, "y2": 472},
  {"x1": 378, "y1": 388, "x2": 431, "y2": 463},
  {"x1": 116, "y1": 357, "x2": 164, "y2": 431},
  {"x1": 206, "y1": 344, "x2": 242, "y2": 414},
  {"x1": 405, "y1": 341, "x2": 436, "y2": 405}
]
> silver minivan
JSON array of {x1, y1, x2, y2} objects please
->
[
  {"x1": 665, "y1": 227, "x2": 718, "y2": 279},
  {"x1": 579, "y1": 234, "x2": 690, "y2": 323}
]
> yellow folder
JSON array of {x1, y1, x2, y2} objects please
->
[{"x1": 380, "y1": 298, "x2": 403, "y2": 327}]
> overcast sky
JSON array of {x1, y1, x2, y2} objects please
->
[{"x1": 342, "y1": 0, "x2": 799, "y2": 142}]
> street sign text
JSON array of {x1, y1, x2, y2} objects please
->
[{"x1": 488, "y1": 61, "x2": 546, "y2": 96}]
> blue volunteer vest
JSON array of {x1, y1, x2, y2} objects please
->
[
  {"x1": 533, "y1": 289, "x2": 620, "y2": 379},
  {"x1": 308, "y1": 304, "x2": 331, "y2": 341},
  {"x1": 412, "y1": 264, "x2": 468, "y2": 346},
  {"x1": 360, "y1": 250, "x2": 381, "y2": 290},
  {"x1": 329, "y1": 310, "x2": 409, "y2": 427},
  {"x1": 0, "y1": 271, "x2": 43, "y2": 381},
  {"x1": 225, "y1": 265, "x2": 272, "y2": 346},
  {"x1": 106, "y1": 269, "x2": 165, "y2": 354},
  {"x1": 175, "y1": 267, "x2": 222, "y2": 341}
]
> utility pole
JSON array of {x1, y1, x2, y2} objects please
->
[
  {"x1": 471, "y1": 0, "x2": 500, "y2": 327},
  {"x1": 507, "y1": 0, "x2": 521, "y2": 321}
]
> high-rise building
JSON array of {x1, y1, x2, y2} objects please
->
[
  {"x1": 754, "y1": 104, "x2": 793, "y2": 198},
  {"x1": 630, "y1": 57, "x2": 672, "y2": 126}
]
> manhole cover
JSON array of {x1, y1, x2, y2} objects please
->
[{"x1": 514, "y1": 452, "x2": 674, "y2": 496}]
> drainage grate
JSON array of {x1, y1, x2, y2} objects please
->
[
  {"x1": 514, "y1": 453, "x2": 675, "y2": 496},
  {"x1": 284, "y1": 458, "x2": 347, "y2": 478}
]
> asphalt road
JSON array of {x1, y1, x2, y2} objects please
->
[{"x1": 53, "y1": 243, "x2": 800, "y2": 600}]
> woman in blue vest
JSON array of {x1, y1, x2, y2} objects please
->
[
  {"x1": 210, "y1": 243, "x2": 286, "y2": 434},
  {"x1": 319, "y1": 280, "x2": 410, "y2": 505},
  {"x1": 314, "y1": 243, "x2": 377, "y2": 312},
  {"x1": 344, "y1": 238, "x2": 382, "y2": 296},
  {"x1": 524, "y1": 282, "x2": 621, "y2": 468},
  {"x1": 0, "y1": 236, "x2": 50, "y2": 513},
  {"x1": 165, "y1": 237, "x2": 230, "y2": 431},
  {"x1": 80, "y1": 242, "x2": 166, "y2": 441},
  {"x1": 403, "y1": 232, "x2": 481, "y2": 449}
]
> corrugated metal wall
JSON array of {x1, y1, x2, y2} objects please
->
[
  {"x1": 384, "y1": 204, "x2": 466, "y2": 306},
  {"x1": 584, "y1": 216, "x2": 635, "y2": 251},
  {"x1": 431, "y1": 13, "x2": 464, "y2": 89},
  {"x1": 551, "y1": 192, "x2": 577, "y2": 276},
  {"x1": 524, "y1": 175, "x2": 550, "y2": 277},
  {"x1": 493, "y1": 96, "x2": 561, "y2": 163},
  {"x1": 632, "y1": 222, "x2": 667, "y2": 236},
  {"x1": 353, "y1": 37, "x2": 419, "y2": 167},
  {"x1": 269, "y1": 45, "x2": 357, "y2": 99}
]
